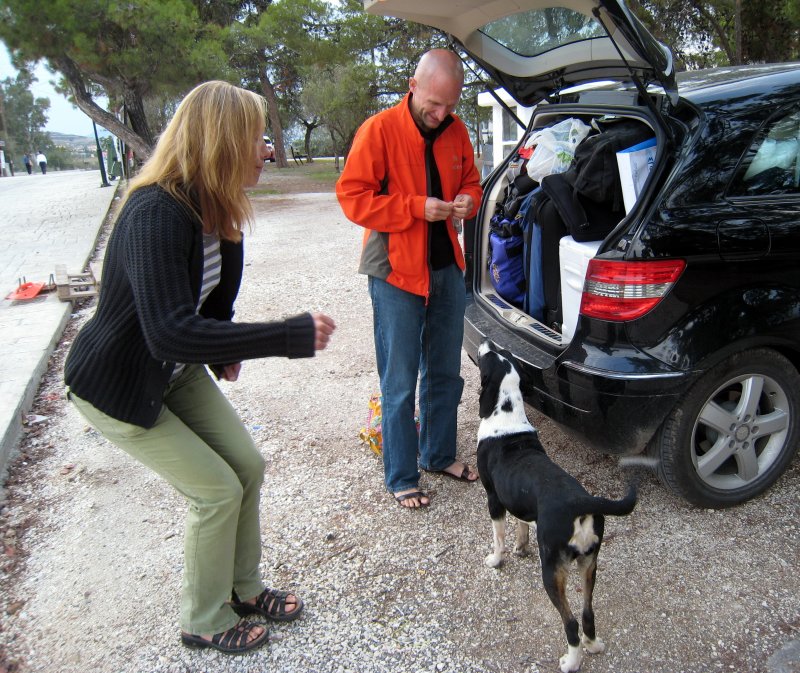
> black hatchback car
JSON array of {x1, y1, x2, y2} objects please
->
[{"x1": 366, "y1": 0, "x2": 800, "y2": 508}]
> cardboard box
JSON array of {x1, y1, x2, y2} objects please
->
[{"x1": 616, "y1": 137, "x2": 657, "y2": 214}]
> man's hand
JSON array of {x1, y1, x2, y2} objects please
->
[
  {"x1": 452, "y1": 193, "x2": 474, "y2": 220},
  {"x1": 424, "y1": 197, "x2": 454, "y2": 222}
]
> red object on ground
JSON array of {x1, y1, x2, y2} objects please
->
[{"x1": 6, "y1": 282, "x2": 46, "y2": 300}]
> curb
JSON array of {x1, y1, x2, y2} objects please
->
[{"x1": 0, "y1": 181, "x2": 120, "y2": 486}]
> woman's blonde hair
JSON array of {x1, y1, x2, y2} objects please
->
[{"x1": 123, "y1": 80, "x2": 266, "y2": 241}]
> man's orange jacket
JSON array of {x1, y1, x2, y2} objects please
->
[{"x1": 336, "y1": 93, "x2": 483, "y2": 299}]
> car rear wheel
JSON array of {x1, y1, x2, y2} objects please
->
[{"x1": 653, "y1": 348, "x2": 800, "y2": 508}]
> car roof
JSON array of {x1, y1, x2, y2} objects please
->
[{"x1": 677, "y1": 64, "x2": 800, "y2": 108}]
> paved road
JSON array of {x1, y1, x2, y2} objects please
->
[{"x1": 0, "y1": 170, "x2": 118, "y2": 477}]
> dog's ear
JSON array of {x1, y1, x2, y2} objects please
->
[
  {"x1": 478, "y1": 353, "x2": 511, "y2": 419},
  {"x1": 479, "y1": 375, "x2": 499, "y2": 419}
]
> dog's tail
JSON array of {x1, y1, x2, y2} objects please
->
[{"x1": 584, "y1": 482, "x2": 638, "y2": 517}]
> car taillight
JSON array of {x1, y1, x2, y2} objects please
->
[{"x1": 580, "y1": 259, "x2": 686, "y2": 321}]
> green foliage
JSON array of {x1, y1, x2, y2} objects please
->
[
  {"x1": 225, "y1": 0, "x2": 334, "y2": 165},
  {"x1": 301, "y1": 61, "x2": 380, "y2": 155},
  {"x1": 0, "y1": 0, "x2": 233, "y2": 155},
  {"x1": 334, "y1": 0, "x2": 448, "y2": 101},
  {"x1": 0, "y1": 0, "x2": 491, "y2": 162},
  {"x1": 232, "y1": 0, "x2": 334, "y2": 87},
  {"x1": 1, "y1": 68, "x2": 50, "y2": 157},
  {"x1": 633, "y1": 0, "x2": 800, "y2": 67},
  {"x1": 0, "y1": 0, "x2": 231, "y2": 96},
  {"x1": 741, "y1": 0, "x2": 800, "y2": 63}
]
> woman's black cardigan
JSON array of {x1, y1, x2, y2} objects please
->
[{"x1": 64, "y1": 185, "x2": 315, "y2": 428}]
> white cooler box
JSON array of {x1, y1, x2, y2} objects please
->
[{"x1": 559, "y1": 236, "x2": 602, "y2": 341}]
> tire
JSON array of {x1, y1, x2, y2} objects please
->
[{"x1": 653, "y1": 348, "x2": 800, "y2": 508}]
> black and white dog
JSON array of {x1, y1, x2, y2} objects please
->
[{"x1": 476, "y1": 339, "x2": 637, "y2": 673}]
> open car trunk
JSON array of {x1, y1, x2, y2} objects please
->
[{"x1": 475, "y1": 98, "x2": 662, "y2": 345}]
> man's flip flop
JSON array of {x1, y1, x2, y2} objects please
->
[
  {"x1": 432, "y1": 464, "x2": 478, "y2": 482},
  {"x1": 394, "y1": 490, "x2": 430, "y2": 508}
]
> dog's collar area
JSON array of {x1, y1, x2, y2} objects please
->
[{"x1": 490, "y1": 430, "x2": 538, "y2": 447}]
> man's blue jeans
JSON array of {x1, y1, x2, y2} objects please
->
[{"x1": 368, "y1": 264, "x2": 466, "y2": 493}]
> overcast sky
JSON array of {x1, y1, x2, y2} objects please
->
[{"x1": 1, "y1": 45, "x2": 98, "y2": 137}]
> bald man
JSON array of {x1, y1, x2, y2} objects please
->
[{"x1": 336, "y1": 49, "x2": 483, "y2": 509}]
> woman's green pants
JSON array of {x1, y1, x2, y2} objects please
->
[{"x1": 69, "y1": 364, "x2": 266, "y2": 635}]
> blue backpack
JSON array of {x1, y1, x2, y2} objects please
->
[{"x1": 488, "y1": 215, "x2": 526, "y2": 307}]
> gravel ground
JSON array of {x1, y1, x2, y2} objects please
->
[{"x1": 1, "y1": 179, "x2": 799, "y2": 673}]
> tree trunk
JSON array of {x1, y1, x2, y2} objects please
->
[
  {"x1": 259, "y1": 68, "x2": 289, "y2": 169},
  {"x1": 122, "y1": 85, "x2": 154, "y2": 149},
  {"x1": 329, "y1": 129, "x2": 340, "y2": 172},
  {"x1": 0, "y1": 89, "x2": 7, "y2": 139},
  {"x1": 53, "y1": 55, "x2": 153, "y2": 160},
  {"x1": 303, "y1": 123, "x2": 316, "y2": 163},
  {"x1": 690, "y1": 0, "x2": 736, "y2": 64},
  {"x1": 734, "y1": 0, "x2": 742, "y2": 64}
]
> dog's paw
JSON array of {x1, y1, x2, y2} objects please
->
[
  {"x1": 484, "y1": 552, "x2": 504, "y2": 568},
  {"x1": 559, "y1": 645, "x2": 583, "y2": 673},
  {"x1": 512, "y1": 543, "x2": 530, "y2": 557},
  {"x1": 582, "y1": 635, "x2": 605, "y2": 654}
]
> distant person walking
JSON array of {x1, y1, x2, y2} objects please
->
[
  {"x1": 23, "y1": 153, "x2": 32, "y2": 175},
  {"x1": 36, "y1": 151, "x2": 47, "y2": 174}
]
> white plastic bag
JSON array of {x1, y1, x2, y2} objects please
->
[{"x1": 525, "y1": 118, "x2": 591, "y2": 182}]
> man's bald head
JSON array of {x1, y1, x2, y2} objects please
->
[
  {"x1": 413, "y1": 49, "x2": 464, "y2": 86},
  {"x1": 409, "y1": 50, "x2": 464, "y2": 131}
]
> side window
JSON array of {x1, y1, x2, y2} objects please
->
[{"x1": 729, "y1": 108, "x2": 800, "y2": 197}]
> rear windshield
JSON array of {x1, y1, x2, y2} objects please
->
[{"x1": 480, "y1": 7, "x2": 605, "y2": 57}]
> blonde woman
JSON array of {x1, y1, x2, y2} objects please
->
[{"x1": 64, "y1": 81, "x2": 336, "y2": 654}]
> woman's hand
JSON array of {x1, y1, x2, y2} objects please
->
[
  {"x1": 312, "y1": 313, "x2": 336, "y2": 351},
  {"x1": 219, "y1": 363, "x2": 242, "y2": 381}
]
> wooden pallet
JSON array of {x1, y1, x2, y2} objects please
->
[{"x1": 54, "y1": 264, "x2": 98, "y2": 302}]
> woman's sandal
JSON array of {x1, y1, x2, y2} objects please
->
[
  {"x1": 181, "y1": 619, "x2": 268, "y2": 654},
  {"x1": 231, "y1": 587, "x2": 305, "y2": 622}
]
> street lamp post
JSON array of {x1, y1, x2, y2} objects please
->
[{"x1": 93, "y1": 120, "x2": 110, "y2": 188}]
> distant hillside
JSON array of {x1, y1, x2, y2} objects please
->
[
  {"x1": 49, "y1": 132, "x2": 96, "y2": 149},
  {"x1": 50, "y1": 130, "x2": 111, "y2": 147}
]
